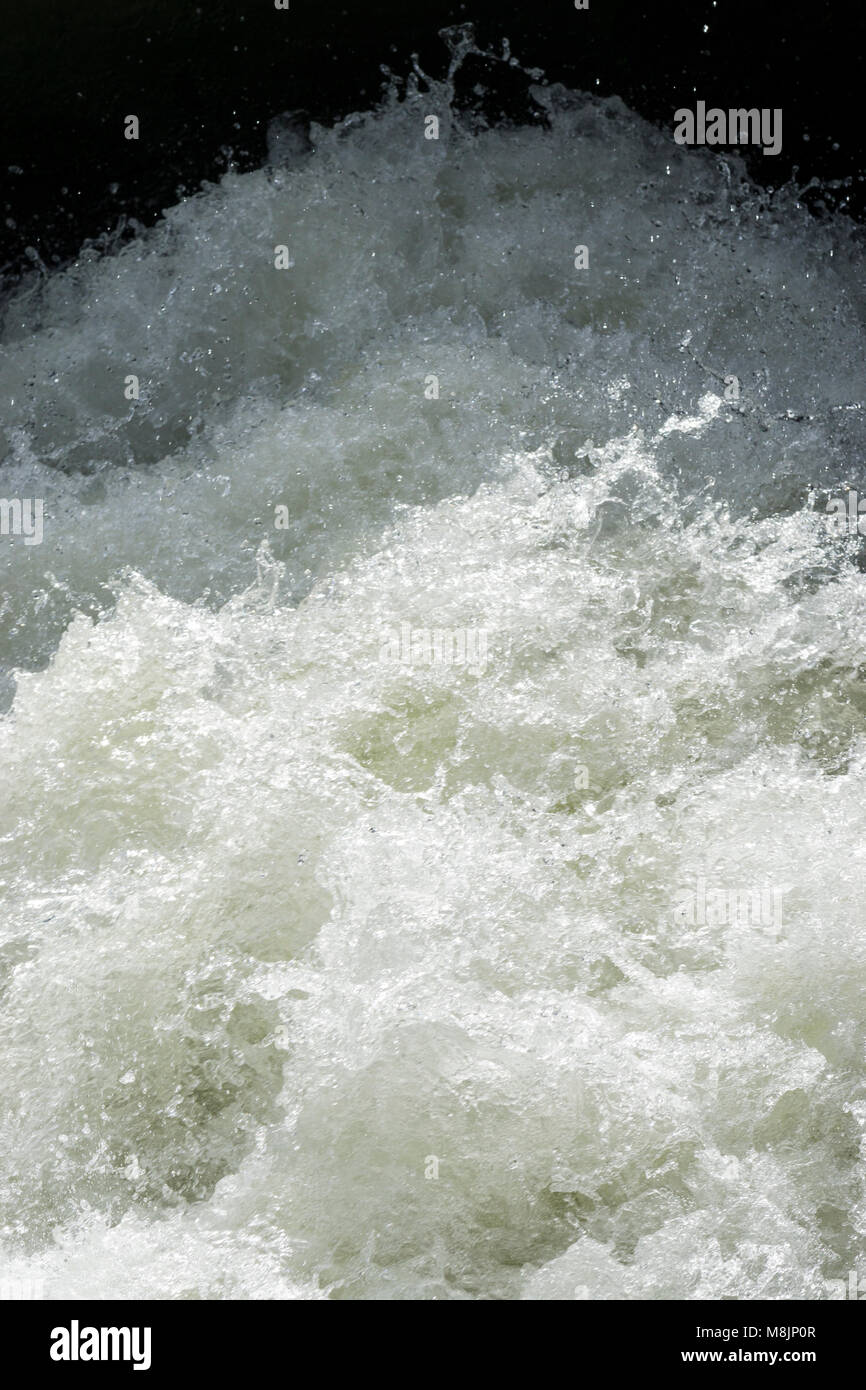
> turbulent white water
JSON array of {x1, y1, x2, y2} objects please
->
[{"x1": 1, "y1": 38, "x2": 866, "y2": 1299}]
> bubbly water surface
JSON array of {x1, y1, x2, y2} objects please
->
[{"x1": 1, "y1": 37, "x2": 865, "y2": 1298}]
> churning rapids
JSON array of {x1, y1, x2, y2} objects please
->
[{"x1": 1, "y1": 33, "x2": 866, "y2": 1300}]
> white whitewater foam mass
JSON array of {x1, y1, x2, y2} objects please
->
[{"x1": 1, "y1": 33, "x2": 865, "y2": 1298}]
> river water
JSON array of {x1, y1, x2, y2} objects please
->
[{"x1": 1, "y1": 42, "x2": 865, "y2": 1299}]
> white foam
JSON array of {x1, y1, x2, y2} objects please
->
[{"x1": 1, "y1": 55, "x2": 865, "y2": 1299}]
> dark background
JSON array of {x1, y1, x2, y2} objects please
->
[{"x1": 1, "y1": 0, "x2": 864, "y2": 290}]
